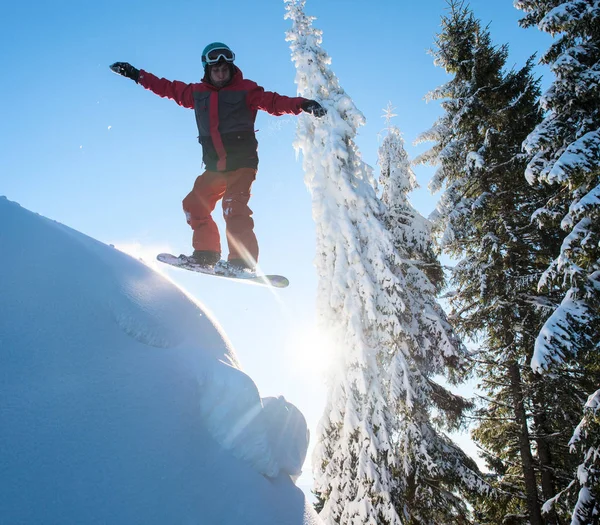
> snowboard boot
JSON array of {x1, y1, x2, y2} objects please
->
[
  {"x1": 190, "y1": 250, "x2": 220, "y2": 267},
  {"x1": 215, "y1": 258, "x2": 256, "y2": 276},
  {"x1": 228, "y1": 258, "x2": 256, "y2": 273}
]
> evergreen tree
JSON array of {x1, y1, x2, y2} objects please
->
[
  {"x1": 285, "y1": 1, "x2": 488, "y2": 521},
  {"x1": 515, "y1": 0, "x2": 600, "y2": 376},
  {"x1": 514, "y1": 1, "x2": 600, "y2": 521},
  {"x1": 379, "y1": 104, "x2": 445, "y2": 288},
  {"x1": 415, "y1": 2, "x2": 587, "y2": 523},
  {"x1": 285, "y1": 3, "x2": 411, "y2": 521},
  {"x1": 567, "y1": 389, "x2": 600, "y2": 525},
  {"x1": 379, "y1": 105, "x2": 487, "y2": 524}
]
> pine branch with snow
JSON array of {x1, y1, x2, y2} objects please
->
[
  {"x1": 566, "y1": 389, "x2": 600, "y2": 525},
  {"x1": 515, "y1": 0, "x2": 600, "y2": 375}
]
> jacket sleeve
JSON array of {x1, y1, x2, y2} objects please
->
[
  {"x1": 246, "y1": 81, "x2": 306, "y2": 116},
  {"x1": 138, "y1": 70, "x2": 195, "y2": 109}
]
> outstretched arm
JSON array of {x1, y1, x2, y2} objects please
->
[
  {"x1": 246, "y1": 82, "x2": 326, "y2": 118},
  {"x1": 246, "y1": 82, "x2": 306, "y2": 116},
  {"x1": 109, "y1": 62, "x2": 195, "y2": 109}
]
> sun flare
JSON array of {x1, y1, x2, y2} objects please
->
[{"x1": 284, "y1": 319, "x2": 339, "y2": 376}]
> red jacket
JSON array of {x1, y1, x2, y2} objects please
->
[{"x1": 138, "y1": 66, "x2": 306, "y2": 172}]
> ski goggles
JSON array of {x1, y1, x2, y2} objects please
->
[{"x1": 204, "y1": 48, "x2": 235, "y2": 65}]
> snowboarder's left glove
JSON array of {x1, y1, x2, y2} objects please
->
[
  {"x1": 301, "y1": 100, "x2": 327, "y2": 117},
  {"x1": 110, "y1": 62, "x2": 140, "y2": 83}
]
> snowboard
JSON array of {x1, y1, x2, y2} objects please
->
[{"x1": 156, "y1": 253, "x2": 289, "y2": 288}]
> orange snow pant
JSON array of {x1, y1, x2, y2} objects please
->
[{"x1": 182, "y1": 167, "x2": 258, "y2": 264}]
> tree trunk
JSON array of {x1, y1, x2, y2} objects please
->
[
  {"x1": 508, "y1": 361, "x2": 543, "y2": 525},
  {"x1": 531, "y1": 376, "x2": 558, "y2": 525}
]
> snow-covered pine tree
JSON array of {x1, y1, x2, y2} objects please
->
[
  {"x1": 378, "y1": 105, "x2": 487, "y2": 524},
  {"x1": 513, "y1": 2, "x2": 600, "y2": 521},
  {"x1": 379, "y1": 104, "x2": 445, "y2": 289},
  {"x1": 285, "y1": 5, "x2": 405, "y2": 521},
  {"x1": 284, "y1": 1, "x2": 487, "y2": 523},
  {"x1": 514, "y1": 0, "x2": 600, "y2": 376},
  {"x1": 566, "y1": 389, "x2": 600, "y2": 525},
  {"x1": 414, "y1": 2, "x2": 586, "y2": 524}
]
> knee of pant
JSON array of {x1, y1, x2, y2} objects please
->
[
  {"x1": 226, "y1": 214, "x2": 254, "y2": 233},
  {"x1": 188, "y1": 215, "x2": 217, "y2": 231},
  {"x1": 223, "y1": 197, "x2": 250, "y2": 219}
]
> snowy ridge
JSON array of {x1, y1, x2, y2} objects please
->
[
  {"x1": 196, "y1": 359, "x2": 310, "y2": 479},
  {"x1": 0, "y1": 196, "x2": 317, "y2": 524}
]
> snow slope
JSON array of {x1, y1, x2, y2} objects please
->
[{"x1": 0, "y1": 196, "x2": 320, "y2": 525}]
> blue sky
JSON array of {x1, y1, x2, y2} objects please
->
[{"x1": 2, "y1": 0, "x2": 552, "y2": 484}]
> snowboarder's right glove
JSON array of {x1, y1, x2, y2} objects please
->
[
  {"x1": 301, "y1": 100, "x2": 327, "y2": 117},
  {"x1": 110, "y1": 62, "x2": 140, "y2": 83}
]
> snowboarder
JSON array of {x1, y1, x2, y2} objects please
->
[{"x1": 110, "y1": 42, "x2": 326, "y2": 274}]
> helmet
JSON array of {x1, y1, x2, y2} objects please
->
[{"x1": 202, "y1": 42, "x2": 235, "y2": 70}]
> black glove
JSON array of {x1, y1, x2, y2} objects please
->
[
  {"x1": 301, "y1": 100, "x2": 327, "y2": 117},
  {"x1": 110, "y1": 62, "x2": 140, "y2": 83}
]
